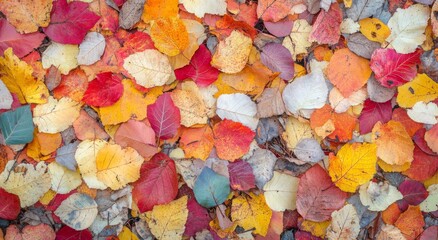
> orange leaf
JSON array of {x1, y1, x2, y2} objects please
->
[
  {"x1": 180, "y1": 125, "x2": 214, "y2": 160},
  {"x1": 382, "y1": 203, "x2": 402, "y2": 225},
  {"x1": 372, "y1": 120, "x2": 414, "y2": 166},
  {"x1": 425, "y1": 124, "x2": 438, "y2": 154},
  {"x1": 150, "y1": 17, "x2": 189, "y2": 56},
  {"x1": 213, "y1": 119, "x2": 255, "y2": 161},
  {"x1": 394, "y1": 206, "x2": 425, "y2": 240},
  {"x1": 73, "y1": 110, "x2": 109, "y2": 141},
  {"x1": 326, "y1": 48, "x2": 372, "y2": 97},
  {"x1": 53, "y1": 68, "x2": 88, "y2": 102},
  {"x1": 310, "y1": 104, "x2": 357, "y2": 142},
  {"x1": 27, "y1": 130, "x2": 62, "y2": 161},
  {"x1": 141, "y1": 0, "x2": 178, "y2": 23},
  {"x1": 391, "y1": 108, "x2": 423, "y2": 137},
  {"x1": 0, "y1": 0, "x2": 52, "y2": 33}
]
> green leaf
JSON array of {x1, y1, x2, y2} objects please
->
[
  {"x1": 193, "y1": 167, "x2": 230, "y2": 208},
  {"x1": 0, "y1": 105, "x2": 34, "y2": 145}
]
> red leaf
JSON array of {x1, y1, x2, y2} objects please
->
[
  {"x1": 358, "y1": 99, "x2": 392, "y2": 134},
  {"x1": 132, "y1": 153, "x2": 178, "y2": 213},
  {"x1": 174, "y1": 45, "x2": 219, "y2": 87},
  {"x1": 398, "y1": 179, "x2": 428, "y2": 207},
  {"x1": 413, "y1": 128, "x2": 437, "y2": 156},
  {"x1": 0, "y1": 19, "x2": 45, "y2": 58},
  {"x1": 56, "y1": 226, "x2": 92, "y2": 240},
  {"x1": 114, "y1": 120, "x2": 158, "y2": 159},
  {"x1": 147, "y1": 93, "x2": 181, "y2": 140},
  {"x1": 308, "y1": 3, "x2": 342, "y2": 45},
  {"x1": 0, "y1": 188, "x2": 20, "y2": 220},
  {"x1": 43, "y1": 0, "x2": 100, "y2": 44},
  {"x1": 227, "y1": 160, "x2": 256, "y2": 191},
  {"x1": 402, "y1": 146, "x2": 438, "y2": 181},
  {"x1": 183, "y1": 199, "x2": 210, "y2": 237},
  {"x1": 213, "y1": 119, "x2": 255, "y2": 161},
  {"x1": 82, "y1": 72, "x2": 123, "y2": 107},
  {"x1": 370, "y1": 48, "x2": 421, "y2": 87},
  {"x1": 296, "y1": 164, "x2": 347, "y2": 222}
]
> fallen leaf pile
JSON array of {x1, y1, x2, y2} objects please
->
[{"x1": 0, "y1": 0, "x2": 438, "y2": 239}]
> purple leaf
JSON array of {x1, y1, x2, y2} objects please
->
[{"x1": 261, "y1": 43, "x2": 295, "y2": 80}]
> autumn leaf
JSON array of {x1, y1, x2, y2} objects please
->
[
  {"x1": 397, "y1": 73, "x2": 438, "y2": 108},
  {"x1": 263, "y1": 171, "x2": 299, "y2": 211},
  {"x1": 309, "y1": 3, "x2": 343, "y2": 45},
  {"x1": 193, "y1": 167, "x2": 230, "y2": 208},
  {"x1": 213, "y1": 119, "x2": 255, "y2": 161},
  {"x1": 180, "y1": 125, "x2": 214, "y2": 160},
  {"x1": 231, "y1": 193, "x2": 272, "y2": 236},
  {"x1": 55, "y1": 193, "x2": 98, "y2": 230},
  {"x1": 142, "y1": 0, "x2": 178, "y2": 23},
  {"x1": 0, "y1": 188, "x2": 20, "y2": 220},
  {"x1": 83, "y1": 72, "x2": 123, "y2": 107},
  {"x1": 0, "y1": 19, "x2": 45, "y2": 58},
  {"x1": 150, "y1": 17, "x2": 189, "y2": 57},
  {"x1": 147, "y1": 93, "x2": 180, "y2": 140},
  {"x1": 0, "y1": 0, "x2": 52, "y2": 33}
]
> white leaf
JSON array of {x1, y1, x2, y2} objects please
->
[
  {"x1": 123, "y1": 49, "x2": 175, "y2": 88},
  {"x1": 340, "y1": 18, "x2": 360, "y2": 34},
  {"x1": 48, "y1": 162, "x2": 82, "y2": 194},
  {"x1": 386, "y1": 4, "x2": 430, "y2": 54},
  {"x1": 263, "y1": 171, "x2": 299, "y2": 211},
  {"x1": 33, "y1": 96, "x2": 81, "y2": 134},
  {"x1": 77, "y1": 32, "x2": 106, "y2": 66},
  {"x1": 377, "y1": 224, "x2": 406, "y2": 240},
  {"x1": 294, "y1": 138, "x2": 325, "y2": 163},
  {"x1": 282, "y1": 71, "x2": 328, "y2": 117},
  {"x1": 180, "y1": 0, "x2": 226, "y2": 18},
  {"x1": 407, "y1": 101, "x2": 438, "y2": 125},
  {"x1": 246, "y1": 148, "x2": 277, "y2": 189},
  {"x1": 0, "y1": 79, "x2": 12, "y2": 110},
  {"x1": 359, "y1": 181, "x2": 403, "y2": 211},
  {"x1": 367, "y1": 75, "x2": 396, "y2": 103},
  {"x1": 329, "y1": 87, "x2": 367, "y2": 113},
  {"x1": 0, "y1": 161, "x2": 51, "y2": 207},
  {"x1": 216, "y1": 93, "x2": 259, "y2": 130},
  {"x1": 420, "y1": 184, "x2": 438, "y2": 212},
  {"x1": 326, "y1": 204, "x2": 360, "y2": 240},
  {"x1": 282, "y1": 19, "x2": 312, "y2": 60},
  {"x1": 42, "y1": 42, "x2": 79, "y2": 74},
  {"x1": 55, "y1": 193, "x2": 98, "y2": 230}
]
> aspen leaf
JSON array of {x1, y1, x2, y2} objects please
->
[
  {"x1": 420, "y1": 184, "x2": 438, "y2": 212},
  {"x1": 0, "y1": 188, "x2": 20, "y2": 220},
  {"x1": 260, "y1": 43, "x2": 295, "y2": 80},
  {"x1": 5, "y1": 224, "x2": 56, "y2": 240},
  {"x1": 309, "y1": 3, "x2": 343, "y2": 45},
  {"x1": 257, "y1": 0, "x2": 306, "y2": 22},
  {"x1": 407, "y1": 101, "x2": 438, "y2": 125},
  {"x1": 42, "y1": 42, "x2": 79, "y2": 75},
  {"x1": 294, "y1": 138, "x2": 325, "y2": 163},
  {"x1": 82, "y1": 72, "x2": 123, "y2": 107},
  {"x1": 329, "y1": 87, "x2": 367, "y2": 113},
  {"x1": 326, "y1": 204, "x2": 360, "y2": 240},
  {"x1": 216, "y1": 93, "x2": 258, "y2": 130},
  {"x1": 227, "y1": 160, "x2": 256, "y2": 191},
  {"x1": 75, "y1": 139, "x2": 108, "y2": 189},
  {"x1": 328, "y1": 143, "x2": 377, "y2": 193},
  {"x1": 193, "y1": 167, "x2": 230, "y2": 208},
  {"x1": 48, "y1": 162, "x2": 82, "y2": 194},
  {"x1": 425, "y1": 124, "x2": 438, "y2": 154},
  {"x1": 171, "y1": 89, "x2": 208, "y2": 127},
  {"x1": 231, "y1": 193, "x2": 272, "y2": 236},
  {"x1": 123, "y1": 49, "x2": 175, "y2": 88},
  {"x1": 0, "y1": 161, "x2": 51, "y2": 207},
  {"x1": 77, "y1": 32, "x2": 105, "y2": 66},
  {"x1": 181, "y1": 0, "x2": 227, "y2": 18},
  {"x1": 145, "y1": 196, "x2": 188, "y2": 240},
  {"x1": 359, "y1": 181, "x2": 403, "y2": 211},
  {"x1": 0, "y1": 0, "x2": 52, "y2": 33},
  {"x1": 55, "y1": 193, "x2": 98, "y2": 231},
  {"x1": 211, "y1": 30, "x2": 252, "y2": 74},
  {"x1": 372, "y1": 121, "x2": 414, "y2": 166},
  {"x1": 0, "y1": 48, "x2": 48, "y2": 104},
  {"x1": 394, "y1": 206, "x2": 425, "y2": 240},
  {"x1": 281, "y1": 116, "x2": 313, "y2": 150},
  {"x1": 0, "y1": 80, "x2": 12, "y2": 110},
  {"x1": 150, "y1": 17, "x2": 189, "y2": 57},
  {"x1": 0, "y1": 19, "x2": 45, "y2": 58},
  {"x1": 180, "y1": 125, "x2": 214, "y2": 160},
  {"x1": 397, "y1": 73, "x2": 438, "y2": 108},
  {"x1": 119, "y1": 226, "x2": 139, "y2": 240},
  {"x1": 141, "y1": 0, "x2": 178, "y2": 23},
  {"x1": 359, "y1": 18, "x2": 390, "y2": 43},
  {"x1": 263, "y1": 171, "x2": 299, "y2": 211},
  {"x1": 377, "y1": 224, "x2": 406, "y2": 240},
  {"x1": 345, "y1": 0, "x2": 384, "y2": 21},
  {"x1": 114, "y1": 120, "x2": 157, "y2": 159},
  {"x1": 27, "y1": 130, "x2": 62, "y2": 160},
  {"x1": 33, "y1": 96, "x2": 81, "y2": 134},
  {"x1": 147, "y1": 93, "x2": 180, "y2": 140},
  {"x1": 327, "y1": 48, "x2": 372, "y2": 97},
  {"x1": 95, "y1": 144, "x2": 144, "y2": 190},
  {"x1": 282, "y1": 19, "x2": 312, "y2": 60},
  {"x1": 386, "y1": 4, "x2": 430, "y2": 54},
  {"x1": 213, "y1": 119, "x2": 255, "y2": 161},
  {"x1": 0, "y1": 105, "x2": 34, "y2": 145},
  {"x1": 73, "y1": 110, "x2": 109, "y2": 141}
]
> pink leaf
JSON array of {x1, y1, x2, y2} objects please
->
[
  {"x1": 174, "y1": 45, "x2": 219, "y2": 87},
  {"x1": 184, "y1": 198, "x2": 210, "y2": 237},
  {"x1": 82, "y1": 72, "x2": 123, "y2": 107},
  {"x1": 147, "y1": 92, "x2": 181, "y2": 140},
  {"x1": 413, "y1": 128, "x2": 437, "y2": 156},
  {"x1": 370, "y1": 48, "x2": 421, "y2": 87},
  {"x1": 0, "y1": 188, "x2": 20, "y2": 220},
  {"x1": 43, "y1": 0, "x2": 100, "y2": 44},
  {"x1": 398, "y1": 179, "x2": 428, "y2": 207},
  {"x1": 264, "y1": 19, "x2": 293, "y2": 37},
  {"x1": 114, "y1": 120, "x2": 158, "y2": 159},
  {"x1": 132, "y1": 153, "x2": 179, "y2": 213},
  {"x1": 358, "y1": 99, "x2": 393, "y2": 134},
  {"x1": 0, "y1": 19, "x2": 45, "y2": 58},
  {"x1": 296, "y1": 164, "x2": 347, "y2": 222},
  {"x1": 308, "y1": 2, "x2": 342, "y2": 45},
  {"x1": 227, "y1": 160, "x2": 256, "y2": 191},
  {"x1": 261, "y1": 43, "x2": 295, "y2": 80}
]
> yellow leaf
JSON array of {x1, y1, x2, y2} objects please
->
[
  {"x1": 171, "y1": 88, "x2": 208, "y2": 127},
  {"x1": 42, "y1": 42, "x2": 79, "y2": 74},
  {"x1": 328, "y1": 143, "x2": 377, "y2": 193},
  {"x1": 75, "y1": 139, "x2": 108, "y2": 190},
  {"x1": 144, "y1": 196, "x2": 188, "y2": 240},
  {"x1": 397, "y1": 74, "x2": 438, "y2": 108},
  {"x1": 99, "y1": 79, "x2": 148, "y2": 125},
  {"x1": 344, "y1": 0, "x2": 352, "y2": 8},
  {"x1": 359, "y1": 18, "x2": 391, "y2": 43},
  {"x1": 219, "y1": 67, "x2": 256, "y2": 93},
  {"x1": 231, "y1": 192, "x2": 272, "y2": 236},
  {"x1": 372, "y1": 121, "x2": 414, "y2": 166},
  {"x1": 211, "y1": 30, "x2": 252, "y2": 74},
  {"x1": 282, "y1": 19, "x2": 312, "y2": 60},
  {"x1": 0, "y1": 161, "x2": 51, "y2": 207},
  {"x1": 150, "y1": 17, "x2": 189, "y2": 57},
  {"x1": 48, "y1": 162, "x2": 82, "y2": 194},
  {"x1": 39, "y1": 189, "x2": 56, "y2": 205},
  {"x1": 0, "y1": 48, "x2": 48, "y2": 104},
  {"x1": 169, "y1": 34, "x2": 199, "y2": 69},
  {"x1": 141, "y1": 0, "x2": 178, "y2": 23},
  {"x1": 300, "y1": 220, "x2": 330, "y2": 238},
  {"x1": 123, "y1": 50, "x2": 175, "y2": 88},
  {"x1": 33, "y1": 96, "x2": 82, "y2": 134},
  {"x1": 282, "y1": 116, "x2": 313, "y2": 150},
  {"x1": 96, "y1": 144, "x2": 144, "y2": 190},
  {"x1": 0, "y1": 0, "x2": 52, "y2": 33},
  {"x1": 378, "y1": 159, "x2": 411, "y2": 172},
  {"x1": 27, "y1": 130, "x2": 62, "y2": 161},
  {"x1": 118, "y1": 226, "x2": 139, "y2": 240}
]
